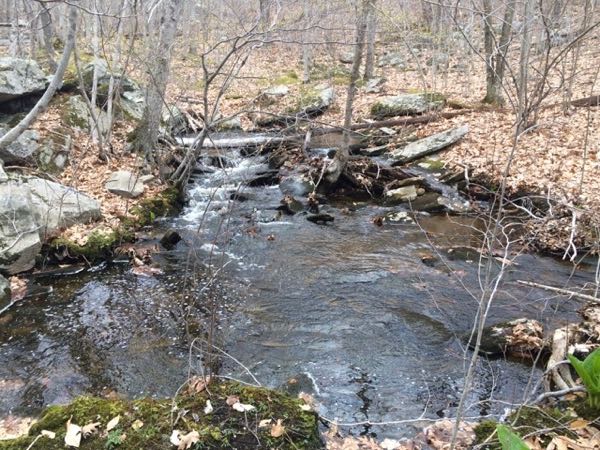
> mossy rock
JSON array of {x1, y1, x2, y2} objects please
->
[
  {"x1": 45, "y1": 187, "x2": 183, "y2": 263},
  {"x1": 0, "y1": 381, "x2": 321, "y2": 449},
  {"x1": 370, "y1": 92, "x2": 446, "y2": 119}
]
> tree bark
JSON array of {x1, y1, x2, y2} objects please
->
[
  {"x1": 325, "y1": 0, "x2": 369, "y2": 186},
  {"x1": 363, "y1": 0, "x2": 377, "y2": 80},
  {"x1": 0, "y1": 3, "x2": 77, "y2": 158},
  {"x1": 134, "y1": 0, "x2": 183, "y2": 164},
  {"x1": 36, "y1": 0, "x2": 57, "y2": 72}
]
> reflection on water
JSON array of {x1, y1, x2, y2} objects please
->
[{"x1": 0, "y1": 147, "x2": 595, "y2": 439}]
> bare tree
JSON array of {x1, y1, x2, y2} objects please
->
[
  {"x1": 482, "y1": 0, "x2": 516, "y2": 105},
  {"x1": 132, "y1": 0, "x2": 183, "y2": 165},
  {"x1": 363, "y1": 0, "x2": 377, "y2": 80},
  {"x1": 324, "y1": 0, "x2": 369, "y2": 186}
]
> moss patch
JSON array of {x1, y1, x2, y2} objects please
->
[{"x1": 0, "y1": 381, "x2": 321, "y2": 450}]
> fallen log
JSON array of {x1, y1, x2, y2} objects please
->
[
  {"x1": 517, "y1": 280, "x2": 600, "y2": 304},
  {"x1": 570, "y1": 94, "x2": 600, "y2": 107},
  {"x1": 389, "y1": 124, "x2": 469, "y2": 164}
]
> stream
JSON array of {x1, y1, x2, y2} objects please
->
[{"x1": 0, "y1": 139, "x2": 596, "y2": 440}]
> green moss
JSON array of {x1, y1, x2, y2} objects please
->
[
  {"x1": 508, "y1": 406, "x2": 575, "y2": 446},
  {"x1": 572, "y1": 395, "x2": 600, "y2": 420},
  {"x1": 0, "y1": 381, "x2": 321, "y2": 450},
  {"x1": 273, "y1": 70, "x2": 300, "y2": 86},
  {"x1": 286, "y1": 87, "x2": 322, "y2": 114},
  {"x1": 473, "y1": 420, "x2": 500, "y2": 450}
]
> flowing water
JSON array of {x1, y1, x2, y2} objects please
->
[{"x1": 0, "y1": 142, "x2": 596, "y2": 439}]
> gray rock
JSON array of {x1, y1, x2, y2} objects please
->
[
  {"x1": 62, "y1": 95, "x2": 111, "y2": 137},
  {"x1": 0, "y1": 124, "x2": 39, "y2": 163},
  {"x1": 365, "y1": 77, "x2": 386, "y2": 94},
  {"x1": 389, "y1": 125, "x2": 468, "y2": 164},
  {"x1": 0, "y1": 274, "x2": 9, "y2": 310},
  {"x1": 385, "y1": 185, "x2": 418, "y2": 204},
  {"x1": 0, "y1": 57, "x2": 47, "y2": 103},
  {"x1": 377, "y1": 52, "x2": 405, "y2": 68},
  {"x1": 0, "y1": 164, "x2": 7, "y2": 182},
  {"x1": 263, "y1": 85, "x2": 289, "y2": 97},
  {"x1": 371, "y1": 93, "x2": 445, "y2": 119},
  {"x1": 0, "y1": 182, "x2": 42, "y2": 274},
  {"x1": 410, "y1": 191, "x2": 470, "y2": 214},
  {"x1": 339, "y1": 52, "x2": 355, "y2": 64},
  {"x1": 37, "y1": 133, "x2": 71, "y2": 172},
  {"x1": 105, "y1": 170, "x2": 145, "y2": 198},
  {"x1": 280, "y1": 174, "x2": 315, "y2": 196},
  {"x1": 81, "y1": 58, "x2": 139, "y2": 102},
  {"x1": 217, "y1": 117, "x2": 243, "y2": 131},
  {"x1": 120, "y1": 89, "x2": 145, "y2": 120},
  {"x1": 26, "y1": 177, "x2": 101, "y2": 238}
]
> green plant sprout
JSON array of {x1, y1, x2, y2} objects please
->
[
  {"x1": 568, "y1": 347, "x2": 600, "y2": 409},
  {"x1": 496, "y1": 424, "x2": 530, "y2": 450}
]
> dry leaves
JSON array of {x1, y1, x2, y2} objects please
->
[
  {"x1": 106, "y1": 415, "x2": 120, "y2": 432},
  {"x1": 203, "y1": 400, "x2": 213, "y2": 414},
  {"x1": 64, "y1": 417, "x2": 82, "y2": 448},
  {"x1": 231, "y1": 402, "x2": 255, "y2": 412},
  {"x1": 170, "y1": 430, "x2": 200, "y2": 450},
  {"x1": 81, "y1": 421, "x2": 100, "y2": 437},
  {"x1": 187, "y1": 376, "x2": 211, "y2": 395},
  {"x1": 270, "y1": 419, "x2": 285, "y2": 438}
]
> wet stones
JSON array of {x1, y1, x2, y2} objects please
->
[
  {"x1": 278, "y1": 195, "x2": 304, "y2": 215},
  {"x1": 160, "y1": 229, "x2": 182, "y2": 250},
  {"x1": 306, "y1": 213, "x2": 334, "y2": 225}
]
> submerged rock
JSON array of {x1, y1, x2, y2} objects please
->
[
  {"x1": 279, "y1": 195, "x2": 304, "y2": 215},
  {"x1": 160, "y1": 229, "x2": 182, "y2": 250},
  {"x1": 390, "y1": 125, "x2": 469, "y2": 164},
  {"x1": 371, "y1": 92, "x2": 445, "y2": 119},
  {"x1": 105, "y1": 170, "x2": 145, "y2": 198},
  {"x1": 0, "y1": 57, "x2": 47, "y2": 103},
  {"x1": 307, "y1": 213, "x2": 334, "y2": 224},
  {"x1": 477, "y1": 318, "x2": 546, "y2": 358}
]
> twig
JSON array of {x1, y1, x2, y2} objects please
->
[
  {"x1": 532, "y1": 386, "x2": 585, "y2": 404},
  {"x1": 516, "y1": 280, "x2": 600, "y2": 303}
]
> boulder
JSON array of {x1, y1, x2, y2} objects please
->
[
  {"x1": 370, "y1": 93, "x2": 445, "y2": 119},
  {"x1": 0, "y1": 164, "x2": 7, "y2": 182},
  {"x1": 37, "y1": 132, "x2": 72, "y2": 172},
  {"x1": 105, "y1": 170, "x2": 144, "y2": 198},
  {"x1": 385, "y1": 185, "x2": 419, "y2": 204},
  {"x1": 0, "y1": 274, "x2": 9, "y2": 310},
  {"x1": 161, "y1": 105, "x2": 187, "y2": 135},
  {"x1": 476, "y1": 318, "x2": 545, "y2": 358},
  {"x1": 0, "y1": 124, "x2": 39, "y2": 164},
  {"x1": 26, "y1": 177, "x2": 101, "y2": 238},
  {"x1": 62, "y1": 95, "x2": 111, "y2": 137},
  {"x1": 279, "y1": 195, "x2": 304, "y2": 215},
  {"x1": 0, "y1": 182, "x2": 42, "y2": 274},
  {"x1": 258, "y1": 85, "x2": 289, "y2": 106},
  {"x1": 0, "y1": 58, "x2": 47, "y2": 103},
  {"x1": 390, "y1": 125, "x2": 469, "y2": 164},
  {"x1": 410, "y1": 191, "x2": 471, "y2": 214},
  {"x1": 339, "y1": 52, "x2": 355, "y2": 64},
  {"x1": 377, "y1": 52, "x2": 405, "y2": 68},
  {"x1": 288, "y1": 85, "x2": 335, "y2": 119},
  {"x1": 81, "y1": 58, "x2": 139, "y2": 103}
]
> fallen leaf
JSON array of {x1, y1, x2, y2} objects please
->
[
  {"x1": 232, "y1": 402, "x2": 255, "y2": 412},
  {"x1": 41, "y1": 430, "x2": 56, "y2": 439},
  {"x1": 203, "y1": 400, "x2": 213, "y2": 414},
  {"x1": 170, "y1": 430, "x2": 181, "y2": 446},
  {"x1": 187, "y1": 376, "x2": 211, "y2": 395},
  {"x1": 270, "y1": 419, "x2": 285, "y2": 438},
  {"x1": 82, "y1": 422, "x2": 100, "y2": 437},
  {"x1": 226, "y1": 395, "x2": 239, "y2": 406},
  {"x1": 381, "y1": 438, "x2": 402, "y2": 450},
  {"x1": 569, "y1": 418, "x2": 590, "y2": 430},
  {"x1": 106, "y1": 415, "x2": 120, "y2": 432},
  {"x1": 131, "y1": 420, "x2": 143, "y2": 430},
  {"x1": 65, "y1": 417, "x2": 82, "y2": 448},
  {"x1": 259, "y1": 419, "x2": 272, "y2": 428},
  {"x1": 299, "y1": 404, "x2": 312, "y2": 411},
  {"x1": 178, "y1": 430, "x2": 200, "y2": 450}
]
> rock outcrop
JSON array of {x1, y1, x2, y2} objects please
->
[
  {"x1": 0, "y1": 177, "x2": 101, "y2": 274},
  {"x1": 0, "y1": 58, "x2": 47, "y2": 104},
  {"x1": 371, "y1": 93, "x2": 445, "y2": 119}
]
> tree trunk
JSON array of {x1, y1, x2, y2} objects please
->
[
  {"x1": 363, "y1": 0, "x2": 377, "y2": 79},
  {"x1": 517, "y1": 0, "x2": 533, "y2": 133},
  {"x1": 325, "y1": 0, "x2": 369, "y2": 186},
  {"x1": 134, "y1": 0, "x2": 183, "y2": 165},
  {"x1": 36, "y1": 0, "x2": 57, "y2": 72},
  {"x1": 482, "y1": 0, "x2": 516, "y2": 105},
  {"x1": 302, "y1": 0, "x2": 312, "y2": 83},
  {"x1": 0, "y1": 3, "x2": 77, "y2": 157}
]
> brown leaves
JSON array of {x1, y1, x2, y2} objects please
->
[
  {"x1": 270, "y1": 419, "x2": 285, "y2": 438},
  {"x1": 186, "y1": 376, "x2": 211, "y2": 395}
]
